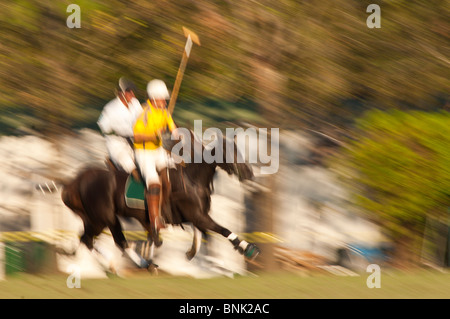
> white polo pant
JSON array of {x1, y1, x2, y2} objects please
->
[
  {"x1": 135, "y1": 147, "x2": 173, "y2": 187},
  {"x1": 105, "y1": 136, "x2": 136, "y2": 174}
]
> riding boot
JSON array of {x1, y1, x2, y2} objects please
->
[{"x1": 146, "y1": 184, "x2": 164, "y2": 246}]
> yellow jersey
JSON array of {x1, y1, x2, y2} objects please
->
[{"x1": 133, "y1": 100, "x2": 176, "y2": 150}]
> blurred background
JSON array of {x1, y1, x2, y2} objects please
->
[{"x1": 0, "y1": 0, "x2": 449, "y2": 291}]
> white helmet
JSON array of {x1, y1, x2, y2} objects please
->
[{"x1": 147, "y1": 79, "x2": 170, "y2": 100}]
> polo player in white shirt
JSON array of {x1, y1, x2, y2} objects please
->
[{"x1": 97, "y1": 77, "x2": 143, "y2": 180}]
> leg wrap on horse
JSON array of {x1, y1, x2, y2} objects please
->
[
  {"x1": 227, "y1": 232, "x2": 259, "y2": 259},
  {"x1": 227, "y1": 233, "x2": 241, "y2": 247}
]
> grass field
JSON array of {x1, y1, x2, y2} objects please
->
[{"x1": 0, "y1": 269, "x2": 449, "y2": 299}]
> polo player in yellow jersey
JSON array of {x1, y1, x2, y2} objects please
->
[{"x1": 133, "y1": 79, "x2": 179, "y2": 243}]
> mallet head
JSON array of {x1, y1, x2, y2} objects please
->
[{"x1": 182, "y1": 26, "x2": 201, "y2": 46}]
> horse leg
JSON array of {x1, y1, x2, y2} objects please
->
[
  {"x1": 186, "y1": 224, "x2": 203, "y2": 261},
  {"x1": 145, "y1": 235, "x2": 159, "y2": 275},
  {"x1": 72, "y1": 222, "x2": 115, "y2": 273},
  {"x1": 92, "y1": 242, "x2": 116, "y2": 272},
  {"x1": 108, "y1": 216, "x2": 128, "y2": 251},
  {"x1": 61, "y1": 183, "x2": 114, "y2": 269},
  {"x1": 193, "y1": 214, "x2": 260, "y2": 260},
  {"x1": 130, "y1": 209, "x2": 156, "y2": 259},
  {"x1": 122, "y1": 211, "x2": 159, "y2": 273},
  {"x1": 80, "y1": 223, "x2": 96, "y2": 250},
  {"x1": 108, "y1": 216, "x2": 148, "y2": 268}
]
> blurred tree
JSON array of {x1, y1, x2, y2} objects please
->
[
  {"x1": 0, "y1": 0, "x2": 448, "y2": 135},
  {"x1": 331, "y1": 110, "x2": 450, "y2": 266}
]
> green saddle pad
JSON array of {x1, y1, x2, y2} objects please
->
[{"x1": 125, "y1": 175, "x2": 146, "y2": 209}]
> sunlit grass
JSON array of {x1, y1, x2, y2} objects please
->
[{"x1": 0, "y1": 270, "x2": 449, "y2": 299}]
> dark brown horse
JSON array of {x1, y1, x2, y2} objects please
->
[{"x1": 61, "y1": 129, "x2": 260, "y2": 270}]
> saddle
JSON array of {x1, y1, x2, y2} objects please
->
[
  {"x1": 105, "y1": 157, "x2": 184, "y2": 225},
  {"x1": 124, "y1": 174, "x2": 146, "y2": 209},
  {"x1": 124, "y1": 165, "x2": 176, "y2": 224}
]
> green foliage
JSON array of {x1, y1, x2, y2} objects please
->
[{"x1": 333, "y1": 110, "x2": 450, "y2": 241}]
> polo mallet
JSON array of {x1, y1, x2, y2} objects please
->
[{"x1": 167, "y1": 27, "x2": 201, "y2": 115}]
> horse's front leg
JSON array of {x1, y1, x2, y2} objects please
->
[
  {"x1": 126, "y1": 209, "x2": 160, "y2": 273},
  {"x1": 108, "y1": 217, "x2": 148, "y2": 269},
  {"x1": 77, "y1": 223, "x2": 118, "y2": 273}
]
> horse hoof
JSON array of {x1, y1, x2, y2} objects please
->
[
  {"x1": 244, "y1": 244, "x2": 260, "y2": 260},
  {"x1": 154, "y1": 237, "x2": 163, "y2": 248},
  {"x1": 186, "y1": 250, "x2": 195, "y2": 261},
  {"x1": 109, "y1": 262, "x2": 118, "y2": 275},
  {"x1": 147, "y1": 261, "x2": 159, "y2": 275}
]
